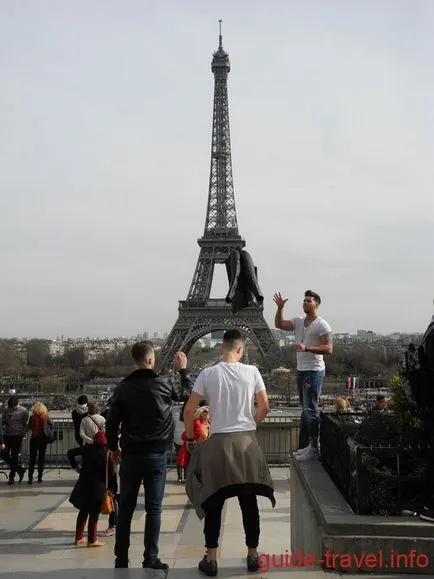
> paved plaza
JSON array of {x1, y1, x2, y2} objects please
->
[{"x1": 0, "y1": 466, "x2": 423, "y2": 579}]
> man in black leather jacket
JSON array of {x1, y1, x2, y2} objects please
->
[{"x1": 106, "y1": 342, "x2": 192, "y2": 570}]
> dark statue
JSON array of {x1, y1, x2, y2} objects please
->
[{"x1": 225, "y1": 249, "x2": 264, "y2": 314}]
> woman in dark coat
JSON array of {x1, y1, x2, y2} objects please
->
[{"x1": 67, "y1": 431, "x2": 116, "y2": 547}]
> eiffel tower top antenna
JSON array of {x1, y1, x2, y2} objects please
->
[{"x1": 219, "y1": 19, "x2": 223, "y2": 49}]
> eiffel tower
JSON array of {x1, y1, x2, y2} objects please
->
[{"x1": 158, "y1": 24, "x2": 278, "y2": 370}]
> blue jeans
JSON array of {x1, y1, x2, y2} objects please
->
[
  {"x1": 115, "y1": 452, "x2": 167, "y2": 565},
  {"x1": 297, "y1": 370, "x2": 325, "y2": 446}
]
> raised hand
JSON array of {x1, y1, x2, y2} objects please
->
[
  {"x1": 173, "y1": 351, "x2": 188, "y2": 370},
  {"x1": 273, "y1": 292, "x2": 288, "y2": 309}
]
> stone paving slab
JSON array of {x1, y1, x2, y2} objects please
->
[
  {"x1": 0, "y1": 466, "x2": 423, "y2": 578},
  {"x1": 0, "y1": 570, "x2": 332, "y2": 579},
  {"x1": 0, "y1": 467, "x2": 292, "y2": 577}
]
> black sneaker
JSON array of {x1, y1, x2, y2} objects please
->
[
  {"x1": 18, "y1": 467, "x2": 26, "y2": 483},
  {"x1": 247, "y1": 554, "x2": 259, "y2": 572},
  {"x1": 114, "y1": 558, "x2": 129, "y2": 568},
  {"x1": 198, "y1": 555, "x2": 218, "y2": 576},
  {"x1": 142, "y1": 558, "x2": 169, "y2": 570},
  {"x1": 419, "y1": 506, "x2": 434, "y2": 522}
]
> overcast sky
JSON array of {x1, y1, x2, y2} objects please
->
[{"x1": 1, "y1": 0, "x2": 434, "y2": 339}]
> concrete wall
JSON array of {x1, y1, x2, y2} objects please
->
[{"x1": 291, "y1": 459, "x2": 434, "y2": 575}]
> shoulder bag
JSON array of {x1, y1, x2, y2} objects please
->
[
  {"x1": 43, "y1": 418, "x2": 57, "y2": 444},
  {"x1": 100, "y1": 452, "x2": 115, "y2": 515}
]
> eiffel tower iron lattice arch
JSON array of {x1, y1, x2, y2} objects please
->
[{"x1": 158, "y1": 25, "x2": 279, "y2": 371}]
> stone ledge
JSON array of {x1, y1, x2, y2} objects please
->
[{"x1": 291, "y1": 457, "x2": 434, "y2": 574}]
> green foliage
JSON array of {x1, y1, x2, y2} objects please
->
[
  {"x1": 0, "y1": 339, "x2": 23, "y2": 377},
  {"x1": 326, "y1": 376, "x2": 429, "y2": 515},
  {"x1": 64, "y1": 347, "x2": 86, "y2": 369},
  {"x1": 26, "y1": 339, "x2": 51, "y2": 366},
  {"x1": 388, "y1": 374, "x2": 423, "y2": 435},
  {"x1": 362, "y1": 479, "x2": 398, "y2": 516}
]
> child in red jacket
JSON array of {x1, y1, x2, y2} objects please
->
[{"x1": 177, "y1": 406, "x2": 209, "y2": 469}]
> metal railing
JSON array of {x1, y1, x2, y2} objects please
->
[
  {"x1": 319, "y1": 412, "x2": 431, "y2": 515},
  {"x1": 3, "y1": 417, "x2": 300, "y2": 471},
  {"x1": 319, "y1": 412, "x2": 365, "y2": 506},
  {"x1": 257, "y1": 419, "x2": 299, "y2": 465},
  {"x1": 178, "y1": 299, "x2": 261, "y2": 310},
  {"x1": 352, "y1": 443, "x2": 430, "y2": 515},
  {"x1": 21, "y1": 419, "x2": 77, "y2": 466}
]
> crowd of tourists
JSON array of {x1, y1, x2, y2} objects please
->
[
  {"x1": 4, "y1": 288, "x2": 433, "y2": 575},
  {"x1": 0, "y1": 289, "x2": 333, "y2": 574},
  {"x1": 0, "y1": 396, "x2": 55, "y2": 485},
  {"x1": 58, "y1": 290, "x2": 330, "y2": 573}
]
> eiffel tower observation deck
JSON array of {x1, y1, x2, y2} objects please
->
[{"x1": 158, "y1": 23, "x2": 278, "y2": 370}]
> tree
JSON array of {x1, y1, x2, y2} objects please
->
[
  {"x1": 270, "y1": 367, "x2": 294, "y2": 404},
  {"x1": 0, "y1": 340, "x2": 24, "y2": 378},
  {"x1": 261, "y1": 348, "x2": 282, "y2": 371},
  {"x1": 38, "y1": 375, "x2": 63, "y2": 394},
  {"x1": 26, "y1": 339, "x2": 51, "y2": 366},
  {"x1": 115, "y1": 345, "x2": 133, "y2": 366},
  {"x1": 51, "y1": 394, "x2": 68, "y2": 409},
  {"x1": 64, "y1": 347, "x2": 86, "y2": 369}
]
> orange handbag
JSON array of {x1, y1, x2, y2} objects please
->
[{"x1": 100, "y1": 452, "x2": 115, "y2": 515}]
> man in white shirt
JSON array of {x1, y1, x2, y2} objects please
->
[
  {"x1": 183, "y1": 329, "x2": 273, "y2": 577},
  {"x1": 273, "y1": 290, "x2": 333, "y2": 461}
]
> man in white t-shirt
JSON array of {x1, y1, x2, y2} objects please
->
[
  {"x1": 183, "y1": 329, "x2": 273, "y2": 576},
  {"x1": 273, "y1": 289, "x2": 333, "y2": 462}
]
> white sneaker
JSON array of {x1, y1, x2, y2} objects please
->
[
  {"x1": 295, "y1": 445, "x2": 319, "y2": 462},
  {"x1": 295, "y1": 446, "x2": 310, "y2": 456}
]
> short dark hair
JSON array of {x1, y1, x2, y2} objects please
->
[
  {"x1": 376, "y1": 394, "x2": 386, "y2": 402},
  {"x1": 8, "y1": 397, "x2": 18, "y2": 408},
  {"x1": 305, "y1": 290, "x2": 321, "y2": 305},
  {"x1": 223, "y1": 329, "x2": 245, "y2": 350},
  {"x1": 77, "y1": 395, "x2": 88, "y2": 405},
  {"x1": 131, "y1": 341, "x2": 154, "y2": 364}
]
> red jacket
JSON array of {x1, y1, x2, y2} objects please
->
[
  {"x1": 30, "y1": 414, "x2": 47, "y2": 437},
  {"x1": 176, "y1": 419, "x2": 209, "y2": 469}
]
